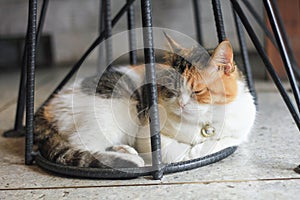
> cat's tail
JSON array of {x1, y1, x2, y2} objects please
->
[
  {"x1": 38, "y1": 138, "x2": 145, "y2": 168},
  {"x1": 34, "y1": 108, "x2": 144, "y2": 168}
]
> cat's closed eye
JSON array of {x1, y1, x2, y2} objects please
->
[
  {"x1": 192, "y1": 88, "x2": 207, "y2": 96},
  {"x1": 165, "y1": 89, "x2": 180, "y2": 98}
]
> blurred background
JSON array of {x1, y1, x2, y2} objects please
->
[{"x1": 0, "y1": 0, "x2": 299, "y2": 80}]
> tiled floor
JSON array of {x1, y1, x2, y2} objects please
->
[{"x1": 0, "y1": 67, "x2": 300, "y2": 199}]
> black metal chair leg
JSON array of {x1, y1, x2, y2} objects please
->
[
  {"x1": 25, "y1": 0, "x2": 38, "y2": 165},
  {"x1": 233, "y1": 9, "x2": 257, "y2": 104},
  {"x1": 268, "y1": 0, "x2": 300, "y2": 175},
  {"x1": 231, "y1": 0, "x2": 300, "y2": 131},
  {"x1": 141, "y1": 0, "x2": 163, "y2": 180},
  {"x1": 3, "y1": 0, "x2": 49, "y2": 138},
  {"x1": 97, "y1": 0, "x2": 105, "y2": 73},
  {"x1": 212, "y1": 0, "x2": 226, "y2": 42},
  {"x1": 192, "y1": 0, "x2": 203, "y2": 45},
  {"x1": 127, "y1": 0, "x2": 137, "y2": 65},
  {"x1": 103, "y1": 0, "x2": 113, "y2": 66},
  {"x1": 263, "y1": 0, "x2": 300, "y2": 113},
  {"x1": 294, "y1": 165, "x2": 300, "y2": 174}
]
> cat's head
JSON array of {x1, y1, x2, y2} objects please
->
[{"x1": 158, "y1": 34, "x2": 239, "y2": 117}]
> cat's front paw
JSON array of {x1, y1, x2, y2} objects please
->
[{"x1": 107, "y1": 145, "x2": 139, "y2": 155}]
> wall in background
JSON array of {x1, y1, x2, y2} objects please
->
[{"x1": 0, "y1": 0, "x2": 264, "y2": 65}]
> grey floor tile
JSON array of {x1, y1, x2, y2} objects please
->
[{"x1": 1, "y1": 179, "x2": 300, "y2": 200}]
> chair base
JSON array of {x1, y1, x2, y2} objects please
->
[
  {"x1": 34, "y1": 146, "x2": 237, "y2": 179},
  {"x1": 3, "y1": 128, "x2": 26, "y2": 138},
  {"x1": 294, "y1": 165, "x2": 300, "y2": 174}
]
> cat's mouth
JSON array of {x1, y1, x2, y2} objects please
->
[
  {"x1": 173, "y1": 106, "x2": 201, "y2": 115},
  {"x1": 181, "y1": 107, "x2": 201, "y2": 114},
  {"x1": 172, "y1": 104, "x2": 210, "y2": 117}
]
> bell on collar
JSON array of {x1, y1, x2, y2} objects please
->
[{"x1": 201, "y1": 123, "x2": 215, "y2": 137}]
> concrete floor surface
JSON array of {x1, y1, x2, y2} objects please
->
[{"x1": 0, "y1": 68, "x2": 299, "y2": 199}]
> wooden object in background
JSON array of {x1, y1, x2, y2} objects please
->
[{"x1": 266, "y1": 0, "x2": 300, "y2": 78}]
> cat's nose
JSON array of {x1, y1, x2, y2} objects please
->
[{"x1": 178, "y1": 100, "x2": 186, "y2": 108}]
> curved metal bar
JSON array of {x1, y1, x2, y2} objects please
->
[
  {"x1": 25, "y1": 0, "x2": 38, "y2": 165},
  {"x1": 263, "y1": 0, "x2": 300, "y2": 113},
  {"x1": 164, "y1": 146, "x2": 237, "y2": 174},
  {"x1": 211, "y1": 0, "x2": 226, "y2": 42},
  {"x1": 35, "y1": 153, "x2": 153, "y2": 179},
  {"x1": 141, "y1": 0, "x2": 163, "y2": 180},
  {"x1": 35, "y1": 147, "x2": 237, "y2": 179},
  {"x1": 231, "y1": 0, "x2": 300, "y2": 131}
]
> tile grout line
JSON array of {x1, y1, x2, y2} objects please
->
[{"x1": 1, "y1": 177, "x2": 300, "y2": 191}]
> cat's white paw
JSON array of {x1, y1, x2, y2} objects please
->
[{"x1": 109, "y1": 145, "x2": 139, "y2": 155}]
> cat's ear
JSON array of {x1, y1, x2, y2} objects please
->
[
  {"x1": 164, "y1": 32, "x2": 183, "y2": 53},
  {"x1": 209, "y1": 40, "x2": 235, "y2": 75}
]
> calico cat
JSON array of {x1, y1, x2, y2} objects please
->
[
  {"x1": 34, "y1": 36, "x2": 256, "y2": 168},
  {"x1": 136, "y1": 36, "x2": 256, "y2": 163}
]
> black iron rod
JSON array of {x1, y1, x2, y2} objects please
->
[
  {"x1": 263, "y1": 0, "x2": 300, "y2": 113},
  {"x1": 127, "y1": 0, "x2": 137, "y2": 65},
  {"x1": 97, "y1": 0, "x2": 105, "y2": 72},
  {"x1": 13, "y1": 0, "x2": 49, "y2": 134},
  {"x1": 103, "y1": 0, "x2": 113, "y2": 66},
  {"x1": 40, "y1": 0, "x2": 136, "y2": 107},
  {"x1": 13, "y1": 31, "x2": 29, "y2": 134},
  {"x1": 36, "y1": 0, "x2": 49, "y2": 44},
  {"x1": 270, "y1": 0, "x2": 300, "y2": 80},
  {"x1": 192, "y1": 0, "x2": 203, "y2": 45},
  {"x1": 231, "y1": 0, "x2": 300, "y2": 130},
  {"x1": 233, "y1": 9, "x2": 257, "y2": 104},
  {"x1": 141, "y1": 0, "x2": 163, "y2": 180},
  {"x1": 212, "y1": 0, "x2": 226, "y2": 42},
  {"x1": 25, "y1": 0, "x2": 38, "y2": 165}
]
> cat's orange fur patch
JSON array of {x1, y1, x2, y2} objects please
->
[{"x1": 183, "y1": 65, "x2": 238, "y2": 105}]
